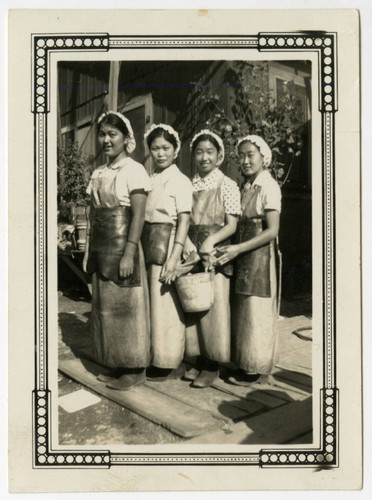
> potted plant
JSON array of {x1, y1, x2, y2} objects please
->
[{"x1": 57, "y1": 141, "x2": 93, "y2": 251}]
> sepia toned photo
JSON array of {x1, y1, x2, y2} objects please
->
[
  {"x1": 8, "y1": 9, "x2": 361, "y2": 492},
  {"x1": 57, "y1": 57, "x2": 313, "y2": 447}
]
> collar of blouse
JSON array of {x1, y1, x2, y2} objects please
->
[
  {"x1": 151, "y1": 163, "x2": 179, "y2": 178},
  {"x1": 192, "y1": 167, "x2": 222, "y2": 186},
  {"x1": 243, "y1": 169, "x2": 271, "y2": 189},
  {"x1": 105, "y1": 156, "x2": 130, "y2": 170}
]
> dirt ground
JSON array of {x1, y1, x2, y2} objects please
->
[{"x1": 59, "y1": 374, "x2": 182, "y2": 445}]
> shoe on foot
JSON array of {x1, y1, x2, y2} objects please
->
[
  {"x1": 106, "y1": 370, "x2": 145, "y2": 391},
  {"x1": 228, "y1": 372, "x2": 261, "y2": 386},
  {"x1": 96, "y1": 368, "x2": 123, "y2": 383},
  {"x1": 183, "y1": 367, "x2": 200, "y2": 381},
  {"x1": 191, "y1": 369, "x2": 219, "y2": 388},
  {"x1": 147, "y1": 365, "x2": 185, "y2": 382},
  {"x1": 183, "y1": 356, "x2": 203, "y2": 381},
  {"x1": 96, "y1": 373, "x2": 116, "y2": 383}
]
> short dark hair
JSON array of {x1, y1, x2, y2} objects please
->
[
  {"x1": 98, "y1": 113, "x2": 129, "y2": 137},
  {"x1": 191, "y1": 133, "x2": 222, "y2": 154},
  {"x1": 146, "y1": 127, "x2": 178, "y2": 150}
]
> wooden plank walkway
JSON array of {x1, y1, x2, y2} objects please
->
[
  {"x1": 59, "y1": 357, "x2": 220, "y2": 438},
  {"x1": 58, "y1": 298, "x2": 313, "y2": 444}
]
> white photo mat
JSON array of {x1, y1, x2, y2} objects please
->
[{"x1": 8, "y1": 9, "x2": 361, "y2": 492}]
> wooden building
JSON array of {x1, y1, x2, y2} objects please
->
[{"x1": 58, "y1": 59, "x2": 312, "y2": 300}]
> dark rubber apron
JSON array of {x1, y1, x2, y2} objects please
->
[
  {"x1": 87, "y1": 160, "x2": 150, "y2": 368},
  {"x1": 142, "y1": 170, "x2": 177, "y2": 265},
  {"x1": 189, "y1": 178, "x2": 233, "y2": 277},
  {"x1": 141, "y1": 222, "x2": 173, "y2": 265},
  {"x1": 235, "y1": 217, "x2": 271, "y2": 297},
  {"x1": 235, "y1": 182, "x2": 281, "y2": 307},
  {"x1": 87, "y1": 206, "x2": 141, "y2": 287}
]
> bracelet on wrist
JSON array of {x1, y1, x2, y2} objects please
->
[
  {"x1": 174, "y1": 241, "x2": 184, "y2": 248},
  {"x1": 126, "y1": 239, "x2": 137, "y2": 246}
]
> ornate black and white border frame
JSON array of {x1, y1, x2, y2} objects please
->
[{"x1": 32, "y1": 32, "x2": 338, "y2": 468}]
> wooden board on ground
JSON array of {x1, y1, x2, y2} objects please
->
[
  {"x1": 212, "y1": 378, "x2": 296, "y2": 408},
  {"x1": 64, "y1": 349, "x2": 308, "y2": 402},
  {"x1": 147, "y1": 378, "x2": 264, "y2": 423},
  {"x1": 276, "y1": 361, "x2": 312, "y2": 378},
  {"x1": 59, "y1": 357, "x2": 220, "y2": 438},
  {"x1": 272, "y1": 367, "x2": 312, "y2": 391},
  {"x1": 186, "y1": 396, "x2": 312, "y2": 444}
]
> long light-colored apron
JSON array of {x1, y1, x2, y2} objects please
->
[
  {"x1": 185, "y1": 181, "x2": 231, "y2": 363},
  {"x1": 145, "y1": 173, "x2": 185, "y2": 369},
  {"x1": 88, "y1": 163, "x2": 151, "y2": 369},
  {"x1": 231, "y1": 183, "x2": 280, "y2": 374}
]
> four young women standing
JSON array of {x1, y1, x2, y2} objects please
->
[{"x1": 83, "y1": 111, "x2": 281, "y2": 391}]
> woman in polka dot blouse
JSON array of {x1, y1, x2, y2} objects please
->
[{"x1": 183, "y1": 130, "x2": 241, "y2": 388}]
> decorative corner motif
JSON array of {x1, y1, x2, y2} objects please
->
[
  {"x1": 258, "y1": 32, "x2": 337, "y2": 112},
  {"x1": 259, "y1": 388, "x2": 338, "y2": 467},
  {"x1": 32, "y1": 34, "x2": 109, "y2": 114},
  {"x1": 33, "y1": 390, "x2": 111, "y2": 467}
]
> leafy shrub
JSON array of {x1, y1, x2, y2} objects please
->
[
  {"x1": 57, "y1": 141, "x2": 93, "y2": 222},
  {"x1": 195, "y1": 61, "x2": 306, "y2": 186}
]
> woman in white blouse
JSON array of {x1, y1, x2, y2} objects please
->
[
  {"x1": 183, "y1": 130, "x2": 241, "y2": 388},
  {"x1": 217, "y1": 135, "x2": 282, "y2": 385},
  {"x1": 142, "y1": 124, "x2": 193, "y2": 381},
  {"x1": 82, "y1": 111, "x2": 151, "y2": 391}
]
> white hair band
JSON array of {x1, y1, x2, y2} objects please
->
[
  {"x1": 144, "y1": 123, "x2": 181, "y2": 158},
  {"x1": 236, "y1": 134, "x2": 272, "y2": 167},
  {"x1": 190, "y1": 129, "x2": 225, "y2": 163}
]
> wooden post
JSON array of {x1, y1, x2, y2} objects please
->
[{"x1": 106, "y1": 61, "x2": 121, "y2": 111}]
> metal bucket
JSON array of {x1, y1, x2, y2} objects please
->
[{"x1": 175, "y1": 271, "x2": 214, "y2": 313}]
